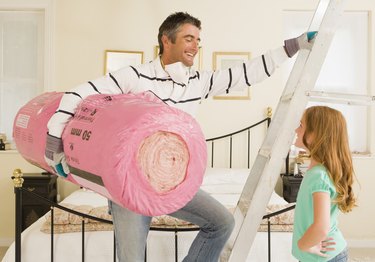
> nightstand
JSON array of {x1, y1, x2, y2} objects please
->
[
  {"x1": 282, "y1": 174, "x2": 303, "y2": 203},
  {"x1": 21, "y1": 173, "x2": 58, "y2": 231}
]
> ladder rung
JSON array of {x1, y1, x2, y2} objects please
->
[{"x1": 306, "y1": 91, "x2": 375, "y2": 105}]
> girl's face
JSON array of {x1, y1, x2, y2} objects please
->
[{"x1": 295, "y1": 116, "x2": 309, "y2": 150}]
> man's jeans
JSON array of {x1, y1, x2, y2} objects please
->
[{"x1": 108, "y1": 189, "x2": 235, "y2": 262}]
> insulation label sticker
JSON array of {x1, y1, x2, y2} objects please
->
[{"x1": 15, "y1": 114, "x2": 30, "y2": 129}]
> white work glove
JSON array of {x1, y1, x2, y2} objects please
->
[
  {"x1": 284, "y1": 31, "x2": 317, "y2": 58},
  {"x1": 45, "y1": 133, "x2": 70, "y2": 177}
]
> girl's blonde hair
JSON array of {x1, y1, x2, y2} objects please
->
[{"x1": 302, "y1": 106, "x2": 356, "y2": 213}]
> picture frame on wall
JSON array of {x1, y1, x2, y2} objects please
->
[
  {"x1": 213, "y1": 51, "x2": 251, "y2": 100},
  {"x1": 154, "y1": 45, "x2": 203, "y2": 70},
  {"x1": 154, "y1": 45, "x2": 160, "y2": 59},
  {"x1": 104, "y1": 50, "x2": 144, "y2": 74}
]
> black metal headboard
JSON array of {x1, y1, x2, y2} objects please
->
[{"x1": 206, "y1": 117, "x2": 271, "y2": 168}]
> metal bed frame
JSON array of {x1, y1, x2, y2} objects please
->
[{"x1": 12, "y1": 114, "x2": 296, "y2": 262}]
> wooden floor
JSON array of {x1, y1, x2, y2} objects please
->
[
  {"x1": 1, "y1": 246, "x2": 374, "y2": 261},
  {"x1": 349, "y1": 248, "x2": 375, "y2": 262}
]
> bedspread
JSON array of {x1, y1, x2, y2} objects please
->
[
  {"x1": 40, "y1": 200, "x2": 294, "y2": 234},
  {"x1": 3, "y1": 168, "x2": 298, "y2": 262}
]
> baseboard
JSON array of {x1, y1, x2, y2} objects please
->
[
  {"x1": 347, "y1": 238, "x2": 375, "y2": 248},
  {"x1": 0, "y1": 237, "x2": 13, "y2": 247}
]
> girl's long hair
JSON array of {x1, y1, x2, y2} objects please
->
[{"x1": 302, "y1": 106, "x2": 356, "y2": 213}]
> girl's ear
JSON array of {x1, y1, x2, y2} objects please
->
[{"x1": 305, "y1": 133, "x2": 314, "y2": 148}]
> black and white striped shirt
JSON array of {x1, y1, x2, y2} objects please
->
[{"x1": 47, "y1": 47, "x2": 289, "y2": 138}]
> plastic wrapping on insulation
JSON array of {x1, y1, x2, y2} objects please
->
[{"x1": 13, "y1": 92, "x2": 207, "y2": 216}]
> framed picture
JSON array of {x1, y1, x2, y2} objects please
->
[
  {"x1": 104, "y1": 50, "x2": 144, "y2": 74},
  {"x1": 154, "y1": 45, "x2": 160, "y2": 59},
  {"x1": 213, "y1": 51, "x2": 251, "y2": 100},
  {"x1": 154, "y1": 45, "x2": 203, "y2": 70}
]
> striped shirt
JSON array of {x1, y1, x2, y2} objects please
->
[{"x1": 47, "y1": 47, "x2": 289, "y2": 138}]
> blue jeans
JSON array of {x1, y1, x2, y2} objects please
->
[
  {"x1": 108, "y1": 189, "x2": 235, "y2": 262},
  {"x1": 328, "y1": 247, "x2": 348, "y2": 262}
]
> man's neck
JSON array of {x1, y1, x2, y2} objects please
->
[{"x1": 160, "y1": 55, "x2": 166, "y2": 69}]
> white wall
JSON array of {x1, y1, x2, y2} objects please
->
[
  {"x1": 1, "y1": 0, "x2": 374, "y2": 246},
  {"x1": 54, "y1": 0, "x2": 285, "y2": 137}
]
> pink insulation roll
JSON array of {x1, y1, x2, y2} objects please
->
[
  {"x1": 13, "y1": 92, "x2": 76, "y2": 184},
  {"x1": 13, "y1": 92, "x2": 207, "y2": 216}
]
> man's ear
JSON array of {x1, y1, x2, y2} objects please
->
[{"x1": 161, "y1": 35, "x2": 170, "y2": 50}]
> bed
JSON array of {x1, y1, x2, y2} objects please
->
[{"x1": 4, "y1": 116, "x2": 298, "y2": 262}]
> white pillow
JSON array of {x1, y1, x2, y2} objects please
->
[
  {"x1": 61, "y1": 189, "x2": 108, "y2": 207},
  {"x1": 202, "y1": 168, "x2": 250, "y2": 185},
  {"x1": 201, "y1": 168, "x2": 288, "y2": 206}
]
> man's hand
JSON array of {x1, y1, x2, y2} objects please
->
[
  {"x1": 284, "y1": 31, "x2": 317, "y2": 58},
  {"x1": 45, "y1": 134, "x2": 70, "y2": 177}
]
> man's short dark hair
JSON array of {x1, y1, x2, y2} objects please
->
[{"x1": 158, "y1": 12, "x2": 201, "y2": 55}]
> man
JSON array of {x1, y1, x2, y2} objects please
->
[{"x1": 45, "y1": 12, "x2": 314, "y2": 262}]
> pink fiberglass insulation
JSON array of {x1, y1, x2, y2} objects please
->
[
  {"x1": 13, "y1": 91, "x2": 207, "y2": 216},
  {"x1": 13, "y1": 92, "x2": 77, "y2": 184}
]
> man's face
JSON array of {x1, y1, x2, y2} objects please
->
[{"x1": 162, "y1": 23, "x2": 200, "y2": 67}]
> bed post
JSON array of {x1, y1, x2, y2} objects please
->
[{"x1": 12, "y1": 168, "x2": 24, "y2": 262}]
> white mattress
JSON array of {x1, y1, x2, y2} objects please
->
[{"x1": 2, "y1": 168, "x2": 297, "y2": 262}]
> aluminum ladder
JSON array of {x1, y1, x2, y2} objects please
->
[{"x1": 219, "y1": 0, "x2": 374, "y2": 260}]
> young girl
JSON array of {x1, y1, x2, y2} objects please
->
[{"x1": 292, "y1": 106, "x2": 356, "y2": 262}]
